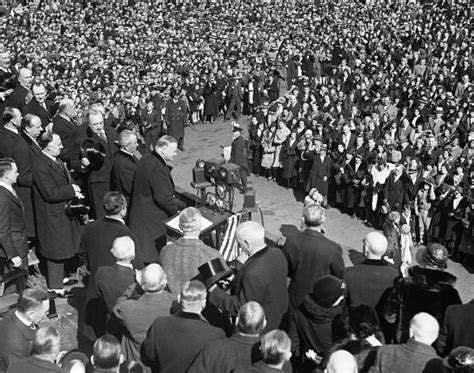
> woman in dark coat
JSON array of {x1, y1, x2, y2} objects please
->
[
  {"x1": 345, "y1": 155, "x2": 367, "y2": 217},
  {"x1": 203, "y1": 77, "x2": 219, "y2": 123},
  {"x1": 281, "y1": 131, "x2": 300, "y2": 189},
  {"x1": 242, "y1": 75, "x2": 261, "y2": 116},
  {"x1": 291, "y1": 275, "x2": 347, "y2": 372}
]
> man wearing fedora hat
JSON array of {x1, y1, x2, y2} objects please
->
[
  {"x1": 383, "y1": 243, "x2": 462, "y2": 343},
  {"x1": 428, "y1": 107, "x2": 446, "y2": 136},
  {"x1": 208, "y1": 221, "x2": 288, "y2": 334}
]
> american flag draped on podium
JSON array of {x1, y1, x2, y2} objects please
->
[{"x1": 218, "y1": 213, "x2": 242, "y2": 262}]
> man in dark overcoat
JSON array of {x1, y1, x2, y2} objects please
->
[
  {"x1": 164, "y1": 89, "x2": 187, "y2": 151},
  {"x1": 230, "y1": 123, "x2": 250, "y2": 192},
  {"x1": 23, "y1": 82, "x2": 56, "y2": 130},
  {"x1": 129, "y1": 135, "x2": 185, "y2": 264},
  {"x1": 71, "y1": 109, "x2": 119, "y2": 219},
  {"x1": 209, "y1": 221, "x2": 288, "y2": 334},
  {"x1": 435, "y1": 300, "x2": 474, "y2": 356},
  {"x1": 79, "y1": 191, "x2": 142, "y2": 337},
  {"x1": 110, "y1": 130, "x2": 139, "y2": 204},
  {"x1": 32, "y1": 132, "x2": 82, "y2": 298},
  {"x1": 282, "y1": 204, "x2": 345, "y2": 316},
  {"x1": 52, "y1": 98, "x2": 78, "y2": 166},
  {"x1": 0, "y1": 107, "x2": 21, "y2": 157},
  {"x1": 12, "y1": 114, "x2": 42, "y2": 238},
  {"x1": 3, "y1": 68, "x2": 32, "y2": 115},
  {"x1": 143, "y1": 280, "x2": 225, "y2": 373},
  {"x1": 0, "y1": 159, "x2": 29, "y2": 270},
  {"x1": 140, "y1": 101, "x2": 162, "y2": 152}
]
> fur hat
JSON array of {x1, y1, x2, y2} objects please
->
[{"x1": 311, "y1": 275, "x2": 345, "y2": 308}]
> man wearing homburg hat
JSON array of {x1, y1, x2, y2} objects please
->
[{"x1": 383, "y1": 243, "x2": 462, "y2": 343}]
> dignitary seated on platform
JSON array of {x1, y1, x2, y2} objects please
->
[
  {"x1": 160, "y1": 207, "x2": 223, "y2": 295},
  {"x1": 0, "y1": 288, "x2": 49, "y2": 369},
  {"x1": 142, "y1": 280, "x2": 225, "y2": 373},
  {"x1": 113, "y1": 263, "x2": 174, "y2": 369},
  {"x1": 208, "y1": 221, "x2": 288, "y2": 334}
]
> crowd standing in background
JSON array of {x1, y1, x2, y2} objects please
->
[{"x1": 0, "y1": 0, "x2": 473, "y2": 372}]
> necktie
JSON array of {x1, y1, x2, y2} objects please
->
[
  {"x1": 99, "y1": 132, "x2": 107, "y2": 142},
  {"x1": 11, "y1": 188, "x2": 18, "y2": 199}
]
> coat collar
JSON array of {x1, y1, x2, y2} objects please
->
[
  {"x1": 175, "y1": 237, "x2": 205, "y2": 247},
  {"x1": 230, "y1": 333, "x2": 261, "y2": 345},
  {"x1": 361, "y1": 259, "x2": 391, "y2": 266},
  {"x1": 20, "y1": 130, "x2": 41, "y2": 152},
  {"x1": 39, "y1": 152, "x2": 70, "y2": 181},
  {"x1": 0, "y1": 184, "x2": 22, "y2": 207},
  {"x1": 118, "y1": 149, "x2": 137, "y2": 163},
  {"x1": 151, "y1": 150, "x2": 173, "y2": 171},
  {"x1": 175, "y1": 310, "x2": 208, "y2": 323}
]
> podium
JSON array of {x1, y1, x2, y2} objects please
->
[{"x1": 165, "y1": 205, "x2": 233, "y2": 249}]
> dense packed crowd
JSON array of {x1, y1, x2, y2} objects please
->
[{"x1": 0, "y1": 0, "x2": 473, "y2": 372}]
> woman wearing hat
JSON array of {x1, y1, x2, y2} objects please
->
[{"x1": 291, "y1": 275, "x2": 347, "y2": 371}]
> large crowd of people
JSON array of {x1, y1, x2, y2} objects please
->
[{"x1": 0, "y1": 0, "x2": 473, "y2": 372}]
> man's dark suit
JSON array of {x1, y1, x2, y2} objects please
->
[
  {"x1": 345, "y1": 259, "x2": 398, "y2": 309},
  {"x1": 0, "y1": 186, "x2": 29, "y2": 264},
  {"x1": 143, "y1": 310, "x2": 225, "y2": 373},
  {"x1": 188, "y1": 334, "x2": 261, "y2": 373},
  {"x1": 52, "y1": 115, "x2": 78, "y2": 165},
  {"x1": 23, "y1": 99, "x2": 55, "y2": 129},
  {"x1": 435, "y1": 300, "x2": 474, "y2": 357},
  {"x1": 110, "y1": 150, "x2": 138, "y2": 202},
  {"x1": 209, "y1": 246, "x2": 288, "y2": 333},
  {"x1": 0, "y1": 127, "x2": 19, "y2": 157},
  {"x1": 399, "y1": 144, "x2": 415, "y2": 162},
  {"x1": 282, "y1": 229, "x2": 345, "y2": 312},
  {"x1": 338, "y1": 133, "x2": 357, "y2": 153},
  {"x1": 230, "y1": 134, "x2": 249, "y2": 191},
  {"x1": 0, "y1": 310, "x2": 36, "y2": 368},
  {"x1": 95, "y1": 263, "x2": 135, "y2": 314},
  {"x1": 12, "y1": 131, "x2": 41, "y2": 237},
  {"x1": 129, "y1": 151, "x2": 184, "y2": 264},
  {"x1": 7, "y1": 356, "x2": 63, "y2": 373},
  {"x1": 32, "y1": 152, "x2": 80, "y2": 262},
  {"x1": 4, "y1": 85, "x2": 30, "y2": 114},
  {"x1": 371, "y1": 338, "x2": 443, "y2": 373},
  {"x1": 403, "y1": 178, "x2": 422, "y2": 206},
  {"x1": 384, "y1": 173, "x2": 405, "y2": 212},
  {"x1": 79, "y1": 217, "x2": 143, "y2": 335},
  {"x1": 71, "y1": 126, "x2": 119, "y2": 219},
  {"x1": 140, "y1": 108, "x2": 162, "y2": 151}
]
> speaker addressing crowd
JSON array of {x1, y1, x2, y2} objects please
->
[{"x1": 0, "y1": 0, "x2": 473, "y2": 372}]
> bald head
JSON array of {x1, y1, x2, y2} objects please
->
[
  {"x1": 364, "y1": 232, "x2": 388, "y2": 259},
  {"x1": 111, "y1": 236, "x2": 135, "y2": 262},
  {"x1": 141, "y1": 264, "x2": 167, "y2": 293},
  {"x1": 236, "y1": 221, "x2": 266, "y2": 255},
  {"x1": 409, "y1": 312, "x2": 439, "y2": 345},
  {"x1": 18, "y1": 68, "x2": 33, "y2": 88},
  {"x1": 326, "y1": 350, "x2": 358, "y2": 373}
]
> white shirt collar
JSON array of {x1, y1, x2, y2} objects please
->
[
  {"x1": 106, "y1": 215, "x2": 125, "y2": 225},
  {"x1": 0, "y1": 181, "x2": 15, "y2": 195},
  {"x1": 4, "y1": 126, "x2": 18, "y2": 134},
  {"x1": 15, "y1": 310, "x2": 34, "y2": 327},
  {"x1": 42, "y1": 150, "x2": 56, "y2": 162},
  {"x1": 116, "y1": 262, "x2": 133, "y2": 270}
]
